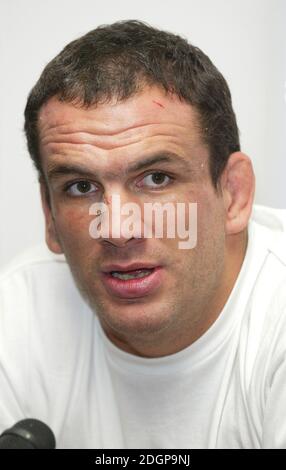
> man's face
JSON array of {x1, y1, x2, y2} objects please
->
[{"x1": 38, "y1": 85, "x2": 230, "y2": 357}]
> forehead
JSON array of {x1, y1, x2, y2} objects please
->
[{"x1": 38, "y1": 85, "x2": 201, "y2": 139}]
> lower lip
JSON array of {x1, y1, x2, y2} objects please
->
[{"x1": 101, "y1": 267, "x2": 163, "y2": 299}]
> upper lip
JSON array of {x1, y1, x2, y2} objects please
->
[{"x1": 102, "y1": 262, "x2": 159, "y2": 273}]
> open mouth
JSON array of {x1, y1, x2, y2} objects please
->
[
  {"x1": 101, "y1": 267, "x2": 163, "y2": 298},
  {"x1": 109, "y1": 268, "x2": 155, "y2": 280}
]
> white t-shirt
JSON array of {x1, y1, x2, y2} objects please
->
[{"x1": 0, "y1": 204, "x2": 286, "y2": 449}]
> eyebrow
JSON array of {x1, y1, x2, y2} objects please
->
[{"x1": 46, "y1": 152, "x2": 192, "y2": 182}]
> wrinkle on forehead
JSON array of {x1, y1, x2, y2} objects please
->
[
  {"x1": 38, "y1": 88, "x2": 207, "y2": 172},
  {"x1": 38, "y1": 87, "x2": 200, "y2": 137},
  {"x1": 39, "y1": 122, "x2": 192, "y2": 152}
]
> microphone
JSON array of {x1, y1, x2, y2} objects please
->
[{"x1": 0, "y1": 419, "x2": 56, "y2": 449}]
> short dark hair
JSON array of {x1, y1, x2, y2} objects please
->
[{"x1": 24, "y1": 19, "x2": 240, "y2": 189}]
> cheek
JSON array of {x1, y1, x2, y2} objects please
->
[
  {"x1": 54, "y1": 206, "x2": 94, "y2": 250},
  {"x1": 198, "y1": 196, "x2": 225, "y2": 240},
  {"x1": 189, "y1": 186, "x2": 226, "y2": 261}
]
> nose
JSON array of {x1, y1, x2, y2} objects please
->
[{"x1": 89, "y1": 191, "x2": 146, "y2": 248}]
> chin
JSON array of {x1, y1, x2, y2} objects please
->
[{"x1": 98, "y1": 300, "x2": 172, "y2": 338}]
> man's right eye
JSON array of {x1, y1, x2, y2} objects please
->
[{"x1": 64, "y1": 181, "x2": 98, "y2": 196}]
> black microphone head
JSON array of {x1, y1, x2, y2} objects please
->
[{"x1": 0, "y1": 419, "x2": 56, "y2": 449}]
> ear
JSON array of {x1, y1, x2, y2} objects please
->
[
  {"x1": 39, "y1": 177, "x2": 63, "y2": 254},
  {"x1": 220, "y1": 152, "x2": 255, "y2": 235}
]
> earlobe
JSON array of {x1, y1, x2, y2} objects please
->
[
  {"x1": 39, "y1": 178, "x2": 63, "y2": 254},
  {"x1": 221, "y1": 152, "x2": 255, "y2": 235}
]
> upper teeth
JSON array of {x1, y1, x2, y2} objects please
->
[{"x1": 111, "y1": 269, "x2": 152, "y2": 280}]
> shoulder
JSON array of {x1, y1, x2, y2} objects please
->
[
  {"x1": 237, "y1": 205, "x2": 286, "y2": 387},
  {"x1": 0, "y1": 243, "x2": 66, "y2": 282},
  {"x1": 243, "y1": 205, "x2": 286, "y2": 399},
  {"x1": 0, "y1": 244, "x2": 71, "y2": 316},
  {"x1": 0, "y1": 244, "x2": 94, "y2": 432},
  {"x1": 247, "y1": 204, "x2": 286, "y2": 308},
  {"x1": 0, "y1": 242, "x2": 90, "y2": 335},
  {"x1": 0, "y1": 243, "x2": 94, "y2": 381},
  {"x1": 250, "y1": 204, "x2": 286, "y2": 266},
  {"x1": 248, "y1": 204, "x2": 286, "y2": 341},
  {"x1": 0, "y1": 242, "x2": 77, "y2": 298},
  {"x1": 244, "y1": 204, "x2": 286, "y2": 328}
]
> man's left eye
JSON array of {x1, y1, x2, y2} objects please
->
[{"x1": 138, "y1": 172, "x2": 172, "y2": 189}]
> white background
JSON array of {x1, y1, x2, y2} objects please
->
[{"x1": 0, "y1": 0, "x2": 285, "y2": 267}]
